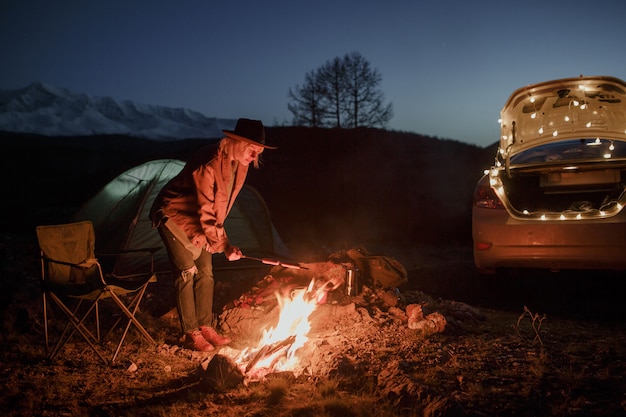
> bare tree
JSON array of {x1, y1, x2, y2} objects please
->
[
  {"x1": 287, "y1": 52, "x2": 393, "y2": 129},
  {"x1": 316, "y1": 56, "x2": 347, "y2": 128},
  {"x1": 287, "y1": 70, "x2": 328, "y2": 128},
  {"x1": 342, "y1": 51, "x2": 393, "y2": 129}
]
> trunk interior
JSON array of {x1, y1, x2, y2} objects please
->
[{"x1": 502, "y1": 167, "x2": 626, "y2": 213}]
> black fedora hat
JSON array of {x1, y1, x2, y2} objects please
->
[{"x1": 223, "y1": 118, "x2": 277, "y2": 149}]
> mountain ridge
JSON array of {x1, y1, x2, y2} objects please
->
[{"x1": 0, "y1": 82, "x2": 237, "y2": 140}]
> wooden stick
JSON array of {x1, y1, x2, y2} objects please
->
[{"x1": 245, "y1": 335, "x2": 296, "y2": 373}]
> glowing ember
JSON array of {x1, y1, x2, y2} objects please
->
[{"x1": 235, "y1": 278, "x2": 326, "y2": 376}]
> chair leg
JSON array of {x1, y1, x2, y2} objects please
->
[
  {"x1": 43, "y1": 292, "x2": 49, "y2": 355},
  {"x1": 46, "y1": 292, "x2": 108, "y2": 365},
  {"x1": 42, "y1": 284, "x2": 156, "y2": 364},
  {"x1": 108, "y1": 291, "x2": 143, "y2": 363},
  {"x1": 108, "y1": 288, "x2": 156, "y2": 363},
  {"x1": 95, "y1": 300, "x2": 100, "y2": 342},
  {"x1": 104, "y1": 288, "x2": 143, "y2": 341},
  {"x1": 50, "y1": 299, "x2": 86, "y2": 358},
  {"x1": 53, "y1": 298, "x2": 100, "y2": 349}
]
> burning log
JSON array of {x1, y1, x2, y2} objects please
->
[{"x1": 245, "y1": 335, "x2": 296, "y2": 374}]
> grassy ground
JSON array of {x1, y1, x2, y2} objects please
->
[{"x1": 1, "y1": 235, "x2": 626, "y2": 417}]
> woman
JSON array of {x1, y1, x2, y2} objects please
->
[{"x1": 150, "y1": 118, "x2": 276, "y2": 351}]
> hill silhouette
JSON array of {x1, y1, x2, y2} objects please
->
[{"x1": 2, "y1": 127, "x2": 492, "y2": 251}]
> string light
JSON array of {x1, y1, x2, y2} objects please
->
[
  {"x1": 505, "y1": 187, "x2": 626, "y2": 221},
  {"x1": 483, "y1": 152, "x2": 626, "y2": 221},
  {"x1": 489, "y1": 78, "x2": 626, "y2": 222}
]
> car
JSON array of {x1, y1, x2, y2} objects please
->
[{"x1": 472, "y1": 76, "x2": 626, "y2": 273}]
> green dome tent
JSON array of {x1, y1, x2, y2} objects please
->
[{"x1": 73, "y1": 159, "x2": 288, "y2": 278}]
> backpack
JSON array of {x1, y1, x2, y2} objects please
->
[{"x1": 346, "y1": 247, "x2": 408, "y2": 288}]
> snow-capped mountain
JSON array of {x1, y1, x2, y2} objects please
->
[{"x1": 0, "y1": 82, "x2": 237, "y2": 139}]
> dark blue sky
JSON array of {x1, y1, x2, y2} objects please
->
[{"x1": 2, "y1": 0, "x2": 626, "y2": 147}]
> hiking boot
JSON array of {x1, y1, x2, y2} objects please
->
[
  {"x1": 200, "y1": 326, "x2": 231, "y2": 346},
  {"x1": 183, "y1": 330, "x2": 214, "y2": 352}
]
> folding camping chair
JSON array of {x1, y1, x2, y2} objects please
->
[{"x1": 36, "y1": 220, "x2": 159, "y2": 364}]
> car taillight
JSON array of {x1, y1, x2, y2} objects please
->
[{"x1": 473, "y1": 184, "x2": 504, "y2": 209}]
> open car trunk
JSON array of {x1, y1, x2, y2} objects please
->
[
  {"x1": 494, "y1": 76, "x2": 626, "y2": 217},
  {"x1": 502, "y1": 165, "x2": 626, "y2": 214}
]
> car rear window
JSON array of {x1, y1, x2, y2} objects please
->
[{"x1": 510, "y1": 138, "x2": 626, "y2": 164}]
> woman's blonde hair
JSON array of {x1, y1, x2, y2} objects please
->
[{"x1": 218, "y1": 136, "x2": 262, "y2": 168}]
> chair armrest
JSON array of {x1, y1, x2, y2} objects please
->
[{"x1": 42, "y1": 256, "x2": 99, "y2": 269}]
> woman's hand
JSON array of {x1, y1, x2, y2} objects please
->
[{"x1": 225, "y1": 245, "x2": 243, "y2": 261}]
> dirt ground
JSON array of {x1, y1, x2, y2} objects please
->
[{"x1": 1, "y1": 234, "x2": 626, "y2": 417}]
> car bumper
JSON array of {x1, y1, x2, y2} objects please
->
[{"x1": 472, "y1": 208, "x2": 626, "y2": 272}]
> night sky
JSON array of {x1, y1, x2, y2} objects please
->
[{"x1": 2, "y1": 0, "x2": 626, "y2": 147}]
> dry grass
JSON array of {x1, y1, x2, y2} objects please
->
[
  {"x1": 2, "y1": 296, "x2": 626, "y2": 416},
  {"x1": 2, "y1": 236, "x2": 626, "y2": 416}
]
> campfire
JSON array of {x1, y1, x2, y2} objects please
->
[
  {"x1": 200, "y1": 250, "x2": 446, "y2": 388},
  {"x1": 195, "y1": 253, "x2": 465, "y2": 396},
  {"x1": 204, "y1": 261, "x2": 347, "y2": 384},
  {"x1": 234, "y1": 277, "x2": 327, "y2": 378}
]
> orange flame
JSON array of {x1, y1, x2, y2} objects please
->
[{"x1": 237, "y1": 278, "x2": 326, "y2": 375}]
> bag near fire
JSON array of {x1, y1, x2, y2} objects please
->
[{"x1": 346, "y1": 247, "x2": 408, "y2": 289}]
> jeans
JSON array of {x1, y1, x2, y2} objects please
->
[{"x1": 157, "y1": 223, "x2": 214, "y2": 333}]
